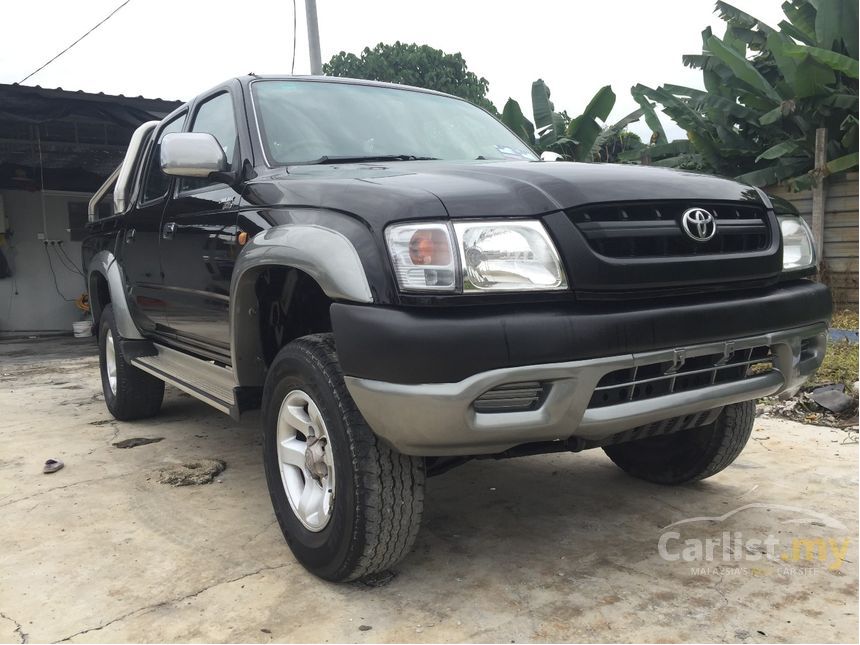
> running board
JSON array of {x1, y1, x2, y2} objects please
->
[{"x1": 132, "y1": 344, "x2": 237, "y2": 417}]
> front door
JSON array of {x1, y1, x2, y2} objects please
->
[
  {"x1": 121, "y1": 111, "x2": 185, "y2": 333},
  {"x1": 159, "y1": 90, "x2": 242, "y2": 359}
]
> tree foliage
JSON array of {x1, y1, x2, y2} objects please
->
[
  {"x1": 323, "y1": 42, "x2": 497, "y2": 113},
  {"x1": 501, "y1": 80, "x2": 646, "y2": 162},
  {"x1": 627, "y1": 0, "x2": 859, "y2": 189}
]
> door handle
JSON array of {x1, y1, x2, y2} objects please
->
[
  {"x1": 124, "y1": 228, "x2": 135, "y2": 243},
  {"x1": 162, "y1": 221, "x2": 176, "y2": 240}
]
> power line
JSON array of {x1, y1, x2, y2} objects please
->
[{"x1": 19, "y1": 0, "x2": 133, "y2": 84}]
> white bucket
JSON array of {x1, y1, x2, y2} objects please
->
[{"x1": 73, "y1": 320, "x2": 92, "y2": 338}]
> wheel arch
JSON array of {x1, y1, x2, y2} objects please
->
[
  {"x1": 231, "y1": 225, "x2": 374, "y2": 387},
  {"x1": 87, "y1": 250, "x2": 143, "y2": 339}
]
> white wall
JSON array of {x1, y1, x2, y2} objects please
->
[{"x1": 0, "y1": 189, "x2": 90, "y2": 332}]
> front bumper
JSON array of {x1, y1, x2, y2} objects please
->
[
  {"x1": 332, "y1": 281, "x2": 831, "y2": 456},
  {"x1": 344, "y1": 323, "x2": 826, "y2": 455}
]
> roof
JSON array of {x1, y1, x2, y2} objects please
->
[
  {"x1": 0, "y1": 84, "x2": 182, "y2": 192},
  {"x1": 0, "y1": 83, "x2": 182, "y2": 130},
  {"x1": 0, "y1": 83, "x2": 182, "y2": 114}
]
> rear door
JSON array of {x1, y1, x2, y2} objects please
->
[
  {"x1": 121, "y1": 111, "x2": 186, "y2": 333},
  {"x1": 159, "y1": 87, "x2": 244, "y2": 358}
]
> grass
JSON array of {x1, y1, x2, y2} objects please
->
[
  {"x1": 831, "y1": 309, "x2": 859, "y2": 331},
  {"x1": 811, "y1": 339, "x2": 859, "y2": 389}
]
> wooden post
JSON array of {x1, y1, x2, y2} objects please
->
[
  {"x1": 811, "y1": 127, "x2": 827, "y2": 258},
  {"x1": 640, "y1": 149, "x2": 651, "y2": 166}
]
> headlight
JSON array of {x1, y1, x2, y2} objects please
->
[
  {"x1": 385, "y1": 220, "x2": 567, "y2": 293},
  {"x1": 778, "y1": 215, "x2": 816, "y2": 271},
  {"x1": 453, "y1": 221, "x2": 567, "y2": 291}
]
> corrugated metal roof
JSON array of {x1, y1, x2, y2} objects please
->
[{"x1": 0, "y1": 83, "x2": 183, "y2": 112}]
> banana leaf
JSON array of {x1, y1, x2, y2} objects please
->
[
  {"x1": 814, "y1": 0, "x2": 858, "y2": 59},
  {"x1": 531, "y1": 79, "x2": 556, "y2": 144},
  {"x1": 795, "y1": 54, "x2": 837, "y2": 97},
  {"x1": 617, "y1": 139, "x2": 691, "y2": 162},
  {"x1": 662, "y1": 84, "x2": 759, "y2": 122},
  {"x1": 630, "y1": 85, "x2": 668, "y2": 144},
  {"x1": 823, "y1": 94, "x2": 860, "y2": 109},
  {"x1": 825, "y1": 151, "x2": 859, "y2": 174},
  {"x1": 727, "y1": 26, "x2": 767, "y2": 50},
  {"x1": 781, "y1": 1, "x2": 817, "y2": 42},
  {"x1": 706, "y1": 34, "x2": 782, "y2": 103},
  {"x1": 735, "y1": 157, "x2": 809, "y2": 185},
  {"x1": 715, "y1": 1, "x2": 774, "y2": 32},
  {"x1": 500, "y1": 98, "x2": 535, "y2": 145},
  {"x1": 766, "y1": 31, "x2": 800, "y2": 87},
  {"x1": 783, "y1": 44, "x2": 859, "y2": 78},
  {"x1": 565, "y1": 85, "x2": 616, "y2": 162},
  {"x1": 778, "y1": 19, "x2": 816, "y2": 45},
  {"x1": 755, "y1": 139, "x2": 805, "y2": 162},
  {"x1": 759, "y1": 102, "x2": 797, "y2": 125}
]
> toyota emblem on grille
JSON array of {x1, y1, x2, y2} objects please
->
[{"x1": 681, "y1": 207, "x2": 717, "y2": 242}]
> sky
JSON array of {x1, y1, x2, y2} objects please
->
[{"x1": 0, "y1": 0, "x2": 787, "y2": 141}]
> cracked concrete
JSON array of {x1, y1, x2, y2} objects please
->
[
  {"x1": 0, "y1": 611, "x2": 27, "y2": 644},
  {"x1": 0, "y1": 336, "x2": 857, "y2": 643}
]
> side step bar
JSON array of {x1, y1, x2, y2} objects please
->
[{"x1": 132, "y1": 344, "x2": 238, "y2": 417}]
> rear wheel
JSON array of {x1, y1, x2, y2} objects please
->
[
  {"x1": 603, "y1": 401, "x2": 755, "y2": 485},
  {"x1": 98, "y1": 304, "x2": 164, "y2": 421},
  {"x1": 262, "y1": 333, "x2": 425, "y2": 582}
]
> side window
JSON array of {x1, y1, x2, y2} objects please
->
[
  {"x1": 179, "y1": 92, "x2": 238, "y2": 192},
  {"x1": 140, "y1": 114, "x2": 185, "y2": 204}
]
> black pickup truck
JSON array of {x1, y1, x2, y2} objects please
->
[{"x1": 84, "y1": 75, "x2": 831, "y2": 582}]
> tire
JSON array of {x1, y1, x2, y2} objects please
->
[
  {"x1": 98, "y1": 304, "x2": 164, "y2": 421},
  {"x1": 262, "y1": 333, "x2": 425, "y2": 582},
  {"x1": 603, "y1": 401, "x2": 755, "y2": 485}
]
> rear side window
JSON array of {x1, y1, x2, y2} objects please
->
[
  {"x1": 179, "y1": 92, "x2": 238, "y2": 192},
  {"x1": 140, "y1": 114, "x2": 185, "y2": 204}
]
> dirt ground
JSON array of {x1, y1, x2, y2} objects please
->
[{"x1": 0, "y1": 336, "x2": 857, "y2": 644}]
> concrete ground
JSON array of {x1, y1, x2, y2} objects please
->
[{"x1": 0, "y1": 337, "x2": 857, "y2": 644}]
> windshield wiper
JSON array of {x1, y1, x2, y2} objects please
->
[{"x1": 296, "y1": 154, "x2": 439, "y2": 165}]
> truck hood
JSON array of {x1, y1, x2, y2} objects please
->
[{"x1": 246, "y1": 160, "x2": 765, "y2": 223}]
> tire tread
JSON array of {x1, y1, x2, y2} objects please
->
[{"x1": 264, "y1": 333, "x2": 424, "y2": 581}]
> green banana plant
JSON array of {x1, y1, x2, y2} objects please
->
[
  {"x1": 501, "y1": 80, "x2": 646, "y2": 162},
  {"x1": 635, "y1": 0, "x2": 858, "y2": 189}
]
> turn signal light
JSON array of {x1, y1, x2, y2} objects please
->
[{"x1": 409, "y1": 229, "x2": 451, "y2": 265}]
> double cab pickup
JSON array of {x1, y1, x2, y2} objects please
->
[{"x1": 85, "y1": 76, "x2": 831, "y2": 581}]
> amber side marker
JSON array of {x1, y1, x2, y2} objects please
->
[{"x1": 237, "y1": 231, "x2": 249, "y2": 245}]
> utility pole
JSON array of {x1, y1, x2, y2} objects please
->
[{"x1": 305, "y1": 0, "x2": 322, "y2": 75}]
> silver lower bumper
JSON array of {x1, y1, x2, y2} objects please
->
[{"x1": 344, "y1": 323, "x2": 827, "y2": 456}]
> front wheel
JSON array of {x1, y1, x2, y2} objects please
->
[
  {"x1": 603, "y1": 401, "x2": 755, "y2": 485},
  {"x1": 262, "y1": 334, "x2": 425, "y2": 582}
]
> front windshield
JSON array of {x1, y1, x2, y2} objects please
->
[{"x1": 252, "y1": 79, "x2": 538, "y2": 165}]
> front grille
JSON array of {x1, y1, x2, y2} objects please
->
[
  {"x1": 474, "y1": 381, "x2": 545, "y2": 413},
  {"x1": 588, "y1": 345, "x2": 774, "y2": 409},
  {"x1": 567, "y1": 201, "x2": 770, "y2": 259}
]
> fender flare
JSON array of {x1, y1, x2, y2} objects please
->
[
  {"x1": 87, "y1": 250, "x2": 143, "y2": 339},
  {"x1": 230, "y1": 224, "x2": 373, "y2": 386}
]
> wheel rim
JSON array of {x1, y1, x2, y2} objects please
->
[
  {"x1": 276, "y1": 389, "x2": 336, "y2": 532},
  {"x1": 105, "y1": 330, "x2": 117, "y2": 395}
]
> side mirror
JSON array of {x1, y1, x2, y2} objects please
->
[
  {"x1": 540, "y1": 151, "x2": 563, "y2": 162},
  {"x1": 160, "y1": 132, "x2": 228, "y2": 178}
]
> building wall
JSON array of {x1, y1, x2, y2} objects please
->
[
  {"x1": 0, "y1": 189, "x2": 90, "y2": 332},
  {"x1": 767, "y1": 172, "x2": 859, "y2": 310}
]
